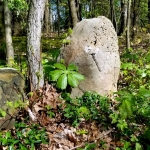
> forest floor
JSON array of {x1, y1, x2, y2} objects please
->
[{"x1": 0, "y1": 31, "x2": 150, "y2": 150}]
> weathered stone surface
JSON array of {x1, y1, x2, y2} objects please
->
[
  {"x1": 60, "y1": 16, "x2": 120, "y2": 97},
  {"x1": 0, "y1": 68, "x2": 25, "y2": 129}
]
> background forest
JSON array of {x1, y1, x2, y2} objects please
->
[{"x1": 0, "y1": 0, "x2": 150, "y2": 150}]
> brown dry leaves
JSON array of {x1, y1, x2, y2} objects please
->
[{"x1": 27, "y1": 83, "x2": 116, "y2": 150}]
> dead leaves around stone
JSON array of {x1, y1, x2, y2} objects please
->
[
  {"x1": 0, "y1": 82, "x2": 118, "y2": 149},
  {"x1": 24, "y1": 82, "x2": 117, "y2": 150}
]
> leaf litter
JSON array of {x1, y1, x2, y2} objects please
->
[{"x1": 1, "y1": 82, "x2": 119, "y2": 150}]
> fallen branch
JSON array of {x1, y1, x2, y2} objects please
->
[{"x1": 27, "y1": 108, "x2": 37, "y2": 121}]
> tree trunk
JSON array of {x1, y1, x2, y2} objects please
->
[
  {"x1": 69, "y1": 0, "x2": 79, "y2": 27},
  {"x1": 49, "y1": 6, "x2": 53, "y2": 32},
  {"x1": 0, "y1": 1, "x2": 4, "y2": 38},
  {"x1": 27, "y1": 0, "x2": 46, "y2": 91},
  {"x1": 76, "y1": 0, "x2": 82, "y2": 21},
  {"x1": 4, "y1": 0, "x2": 14, "y2": 66},
  {"x1": 109, "y1": 0, "x2": 117, "y2": 31},
  {"x1": 57, "y1": 0, "x2": 60, "y2": 36},
  {"x1": 118, "y1": 0, "x2": 128, "y2": 36},
  {"x1": 44, "y1": 0, "x2": 50, "y2": 34},
  {"x1": 126, "y1": 0, "x2": 131, "y2": 50},
  {"x1": 148, "y1": 0, "x2": 150, "y2": 23},
  {"x1": 131, "y1": 0, "x2": 140, "y2": 38}
]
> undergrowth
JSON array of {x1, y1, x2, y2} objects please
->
[{"x1": 0, "y1": 38, "x2": 150, "y2": 149}]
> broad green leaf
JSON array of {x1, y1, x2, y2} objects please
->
[
  {"x1": 62, "y1": 39, "x2": 70, "y2": 44},
  {"x1": 67, "y1": 64, "x2": 78, "y2": 71},
  {"x1": 135, "y1": 143, "x2": 142, "y2": 150},
  {"x1": 117, "y1": 120, "x2": 128, "y2": 131},
  {"x1": 124, "y1": 100, "x2": 133, "y2": 116},
  {"x1": 139, "y1": 88, "x2": 150, "y2": 97},
  {"x1": 119, "y1": 100, "x2": 133, "y2": 119},
  {"x1": 121, "y1": 63, "x2": 135, "y2": 70},
  {"x1": 144, "y1": 128, "x2": 150, "y2": 140},
  {"x1": 145, "y1": 53, "x2": 150, "y2": 61},
  {"x1": 0, "y1": 109, "x2": 6, "y2": 117},
  {"x1": 77, "y1": 106, "x2": 90, "y2": 116},
  {"x1": 64, "y1": 113, "x2": 70, "y2": 118},
  {"x1": 57, "y1": 74, "x2": 67, "y2": 90},
  {"x1": 6, "y1": 101, "x2": 13, "y2": 107},
  {"x1": 124, "y1": 141, "x2": 130, "y2": 149},
  {"x1": 70, "y1": 71, "x2": 85, "y2": 80},
  {"x1": 54, "y1": 63, "x2": 66, "y2": 70},
  {"x1": 50, "y1": 70, "x2": 64, "y2": 81},
  {"x1": 68, "y1": 74, "x2": 79, "y2": 87},
  {"x1": 68, "y1": 28, "x2": 73, "y2": 35}
]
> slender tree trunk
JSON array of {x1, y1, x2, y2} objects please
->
[
  {"x1": 126, "y1": 0, "x2": 131, "y2": 50},
  {"x1": 148, "y1": 0, "x2": 150, "y2": 23},
  {"x1": 49, "y1": 6, "x2": 53, "y2": 32},
  {"x1": 118, "y1": 0, "x2": 128, "y2": 36},
  {"x1": 0, "y1": 1, "x2": 6, "y2": 61},
  {"x1": 69, "y1": 0, "x2": 79, "y2": 27},
  {"x1": 76, "y1": 0, "x2": 82, "y2": 21},
  {"x1": 44, "y1": 0, "x2": 50, "y2": 34},
  {"x1": 110, "y1": 0, "x2": 117, "y2": 31},
  {"x1": 27, "y1": 0, "x2": 46, "y2": 91},
  {"x1": 0, "y1": 1, "x2": 4, "y2": 37},
  {"x1": 4, "y1": 0, "x2": 14, "y2": 66},
  {"x1": 57, "y1": 0, "x2": 60, "y2": 36},
  {"x1": 131, "y1": 0, "x2": 140, "y2": 38},
  {"x1": 68, "y1": 0, "x2": 72, "y2": 27}
]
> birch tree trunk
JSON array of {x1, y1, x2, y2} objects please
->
[
  {"x1": 69, "y1": 0, "x2": 79, "y2": 27},
  {"x1": 27, "y1": 0, "x2": 46, "y2": 91},
  {"x1": 4, "y1": 0, "x2": 14, "y2": 66}
]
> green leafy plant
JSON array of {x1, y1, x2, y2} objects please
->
[
  {"x1": 119, "y1": 49, "x2": 150, "y2": 91},
  {"x1": 76, "y1": 129, "x2": 88, "y2": 135},
  {"x1": 0, "y1": 100, "x2": 27, "y2": 119},
  {"x1": 50, "y1": 62, "x2": 84, "y2": 90},
  {"x1": 45, "y1": 105, "x2": 55, "y2": 118},
  {"x1": 0, "y1": 123, "x2": 48, "y2": 150},
  {"x1": 77, "y1": 143, "x2": 96, "y2": 150},
  {"x1": 0, "y1": 108, "x2": 6, "y2": 117},
  {"x1": 116, "y1": 141, "x2": 131, "y2": 150},
  {"x1": 61, "y1": 91, "x2": 112, "y2": 126}
]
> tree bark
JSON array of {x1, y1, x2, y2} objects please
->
[
  {"x1": 44, "y1": 0, "x2": 50, "y2": 34},
  {"x1": 4, "y1": 0, "x2": 14, "y2": 66},
  {"x1": 76, "y1": 0, "x2": 82, "y2": 21},
  {"x1": 131, "y1": 0, "x2": 140, "y2": 38},
  {"x1": 27, "y1": 0, "x2": 46, "y2": 91},
  {"x1": 57, "y1": 0, "x2": 60, "y2": 36},
  {"x1": 118, "y1": 0, "x2": 128, "y2": 36},
  {"x1": 148, "y1": 0, "x2": 150, "y2": 23},
  {"x1": 109, "y1": 0, "x2": 117, "y2": 31},
  {"x1": 69, "y1": 0, "x2": 79, "y2": 27},
  {"x1": 49, "y1": 6, "x2": 53, "y2": 32},
  {"x1": 126, "y1": 0, "x2": 131, "y2": 50}
]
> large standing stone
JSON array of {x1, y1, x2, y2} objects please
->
[
  {"x1": 0, "y1": 68, "x2": 25, "y2": 129},
  {"x1": 61, "y1": 16, "x2": 120, "y2": 97}
]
